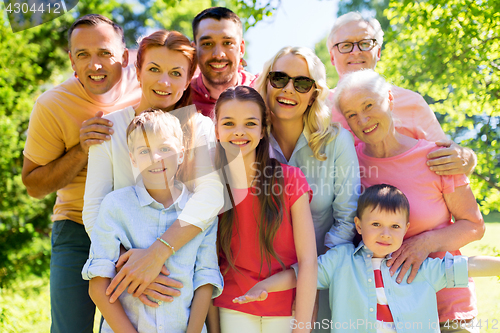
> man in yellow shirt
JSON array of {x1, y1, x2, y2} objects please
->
[{"x1": 21, "y1": 14, "x2": 140, "y2": 333}]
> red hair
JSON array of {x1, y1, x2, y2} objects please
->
[{"x1": 136, "y1": 30, "x2": 197, "y2": 108}]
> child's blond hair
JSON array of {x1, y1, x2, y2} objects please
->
[{"x1": 126, "y1": 108, "x2": 183, "y2": 153}]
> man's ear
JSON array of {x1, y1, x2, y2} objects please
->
[
  {"x1": 330, "y1": 51, "x2": 335, "y2": 67},
  {"x1": 69, "y1": 51, "x2": 77, "y2": 72},
  {"x1": 136, "y1": 63, "x2": 141, "y2": 87},
  {"x1": 354, "y1": 216, "x2": 362, "y2": 234},
  {"x1": 121, "y1": 48, "x2": 129, "y2": 68},
  {"x1": 240, "y1": 39, "x2": 245, "y2": 58},
  {"x1": 376, "y1": 46, "x2": 381, "y2": 61}
]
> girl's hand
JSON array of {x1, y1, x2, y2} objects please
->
[{"x1": 232, "y1": 290, "x2": 268, "y2": 304}]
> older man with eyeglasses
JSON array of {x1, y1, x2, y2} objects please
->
[{"x1": 327, "y1": 12, "x2": 476, "y2": 177}]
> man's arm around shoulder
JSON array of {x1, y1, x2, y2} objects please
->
[{"x1": 22, "y1": 111, "x2": 114, "y2": 198}]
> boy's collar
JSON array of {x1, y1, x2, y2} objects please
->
[
  {"x1": 353, "y1": 241, "x2": 370, "y2": 256},
  {"x1": 135, "y1": 179, "x2": 189, "y2": 210},
  {"x1": 353, "y1": 241, "x2": 393, "y2": 260}
]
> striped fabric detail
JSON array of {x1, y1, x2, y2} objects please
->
[{"x1": 371, "y1": 258, "x2": 396, "y2": 333}]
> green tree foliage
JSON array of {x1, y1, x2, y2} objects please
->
[
  {"x1": 127, "y1": 0, "x2": 279, "y2": 46},
  {"x1": 1, "y1": 9, "x2": 59, "y2": 287},
  {"x1": 0, "y1": 0, "x2": 133, "y2": 287},
  {"x1": 377, "y1": 0, "x2": 500, "y2": 214},
  {"x1": 318, "y1": 0, "x2": 500, "y2": 213},
  {"x1": 314, "y1": 36, "x2": 339, "y2": 89},
  {"x1": 0, "y1": 0, "x2": 277, "y2": 287},
  {"x1": 336, "y1": 0, "x2": 389, "y2": 32}
]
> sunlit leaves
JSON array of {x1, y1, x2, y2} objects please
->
[{"x1": 379, "y1": 0, "x2": 500, "y2": 213}]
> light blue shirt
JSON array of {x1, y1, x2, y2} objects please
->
[
  {"x1": 293, "y1": 242, "x2": 469, "y2": 333},
  {"x1": 270, "y1": 127, "x2": 360, "y2": 253},
  {"x1": 82, "y1": 181, "x2": 223, "y2": 333}
]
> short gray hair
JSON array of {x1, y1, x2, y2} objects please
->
[
  {"x1": 326, "y1": 12, "x2": 384, "y2": 52},
  {"x1": 333, "y1": 69, "x2": 391, "y2": 113}
]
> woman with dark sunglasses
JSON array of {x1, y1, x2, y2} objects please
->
[{"x1": 253, "y1": 46, "x2": 360, "y2": 331}]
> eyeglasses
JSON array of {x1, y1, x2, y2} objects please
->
[
  {"x1": 267, "y1": 71, "x2": 316, "y2": 93},
  {"x1": 332, "y1": 39, "x2": 377, "y2": 54}
]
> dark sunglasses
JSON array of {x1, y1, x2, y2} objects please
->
[{"x1": 267, "y1": 71, "x2": 316, "y2": 93}]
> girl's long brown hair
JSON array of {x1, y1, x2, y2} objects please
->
[{"x1": 214, "y1": 86, "x2": 286, "y2": 277}]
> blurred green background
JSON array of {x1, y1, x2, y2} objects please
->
[{"x1": 1, "y1": 0, "x2": 499, "y2": 331}]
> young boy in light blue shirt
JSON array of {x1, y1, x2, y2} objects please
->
[
  {"x1": 82, "y1": 109, "x2": 223, "y2": 333},
  {"x1": 234, "y1": 184, "x2": 500, "y2": 333}
]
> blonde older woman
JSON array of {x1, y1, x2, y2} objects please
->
[
  {"x1": 253, "y1": 46, "x2": 360, "y2": 332},
  {"x1": 333, "y1": 69, "x2": 484, "y2": 332}
]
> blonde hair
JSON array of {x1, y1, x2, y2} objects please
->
[
  {"x1": 126, "y1": 109, "x2": 183, "y2": 152},
  {"x1": 326, "y1": 12, "x2": 384, "y2": 51},
  {"x1": 253, "y1": 46, "x2": 339, "y2": 161}
]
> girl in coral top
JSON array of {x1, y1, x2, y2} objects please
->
[{"x1": 211, "y1": 86, "x2": 317, "y2": 333}]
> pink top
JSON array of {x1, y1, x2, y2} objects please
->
[
  {"x1": 356, "y1": 139, "x2": 477, "y2": 321},
  {"x1": 330, "y1": 85, "x2": 447, "y2": 145},
  {"x1": 190, "y1": 67, "x2": 256, "y2": 119},
  {"x1": 214, "y1": 164, "x2": 312, "y2": 316}
]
